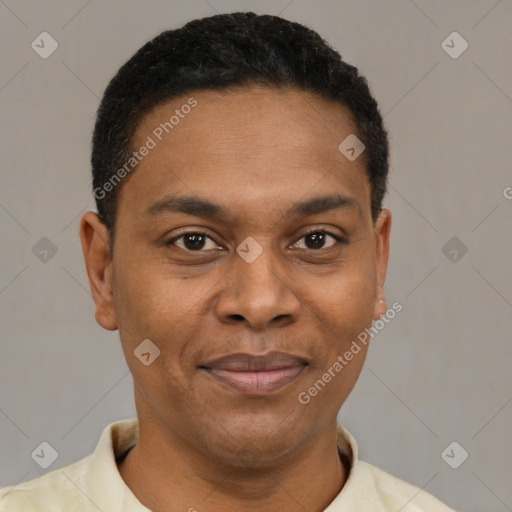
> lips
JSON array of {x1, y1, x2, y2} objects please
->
[{"x1": 199, "y1": 351, "x2": 308, "y2": 394}]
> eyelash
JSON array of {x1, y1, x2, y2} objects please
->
[{"x1": 166, "y1": 228, "x2": 346, "y2": 252}]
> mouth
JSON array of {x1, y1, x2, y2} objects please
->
[{"x1": 198, "y1": 351, "x2": 309, "y2": 395}]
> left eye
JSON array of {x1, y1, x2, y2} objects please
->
[{"x1": 293, "y1": 231, "x2": 343, "y2": 250}]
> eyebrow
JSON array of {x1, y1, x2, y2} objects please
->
[{"x1": 144, "y1": 193, "x2": 361, "y2": 221}]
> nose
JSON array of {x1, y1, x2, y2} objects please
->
[{"x1": 214, "y1": 242, "x2": 301, "y2": 330}]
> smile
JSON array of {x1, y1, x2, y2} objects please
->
[
  {"x1": 199, "y1": 351, "x2": 309, "y2": 394},
  {"x1": 201, "y1": 365, "x2": 307, "y2": 394}
]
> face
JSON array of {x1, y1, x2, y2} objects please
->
[{"x1": 81, "y1": 85, "x2": 391, "y2": 466}]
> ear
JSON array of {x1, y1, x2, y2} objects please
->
[
  {"x1": 372, "y1": 208, "x2": 392, "y2": 321},
  {"x1": 79, "y1": 211, "x2": 118, "y2": 331}
]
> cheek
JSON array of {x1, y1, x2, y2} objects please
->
[
  {"x1": 297, "y1": 271, "x2": 374, "y2": 412},
  {"x1": 112, "y1": 268, "x2": 199, "y2": 402},
  {"x1": 304, "y1": 262, "x2": 377, "y2": 340},
  {"x1": 112, "y1": 263, "x2": 220, "y2": 383},
  {"x1": 113, "y1": 261, "x2": 203, "y2": 335}
]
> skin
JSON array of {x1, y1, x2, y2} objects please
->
[{"x1": 80, "y1": 85, "x2": 391, "y2": 512}]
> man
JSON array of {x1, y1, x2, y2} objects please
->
[{"x1": 0, "y1": 12, "x2": 457, "y2": 511}]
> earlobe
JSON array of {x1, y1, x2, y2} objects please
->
[
  {"x1": 373, "y1": 296, "x2": 387, "y2": 321},
  {"x1": 372, "y1": 208, "x2": 392, "y2": 321},
  {"x1": 79, "y1": 212, "x2": 118, "y2": 331}
]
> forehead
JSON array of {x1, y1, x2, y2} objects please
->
[
  {"x1": 119, "y1": 85, "x2": 371, "y2": 223},
  {"x1": 135, "y1": 85, "x2": 361, "y2": 164}
]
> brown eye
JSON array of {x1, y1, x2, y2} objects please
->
[
  {"x1": 167, "y1": 232, "x2": 220, "y2": 252},
  {"x1": 293, "y1": 230, "x2": 344, "y2": 250}
]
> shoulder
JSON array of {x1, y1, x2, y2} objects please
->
[
  {"x1": 0, "y1": 456, "x2": 94, "y2": 511},
  {"x1": 361, "y1": 461, "x2": 457, "y2": 511},
  {"x1": 0, "y1": 418, "x2": 138, "y2": 512},
  {"x1": 335, "y1": 424, "x2": 457, "y2": 511}
]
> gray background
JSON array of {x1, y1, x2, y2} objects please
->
[{"x1": 1, "y1": 1, "x2": 511, "y2": 510}]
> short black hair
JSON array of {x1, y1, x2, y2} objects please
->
[{"x1": 91, "y1": 12, "x2": 389, "y2": 249}]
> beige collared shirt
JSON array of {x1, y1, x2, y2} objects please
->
[{"x1": 0, "y1": 418, "x2": 456, "y2": 511}]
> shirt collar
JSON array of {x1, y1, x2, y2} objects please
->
[
  {"x1": 84, "y1": 418, "x2": 149, "y2": 511},
  {"x1": 83, "y1": 417, "x2": 386, "y2": 512}
]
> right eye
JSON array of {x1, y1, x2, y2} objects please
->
[{"x1": 166, "y1": 231, "x2": 222, "y2": 252}]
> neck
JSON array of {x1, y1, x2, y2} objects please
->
[{"x1": 118, "y1": 420, "x2": 348, "y2": 512}]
